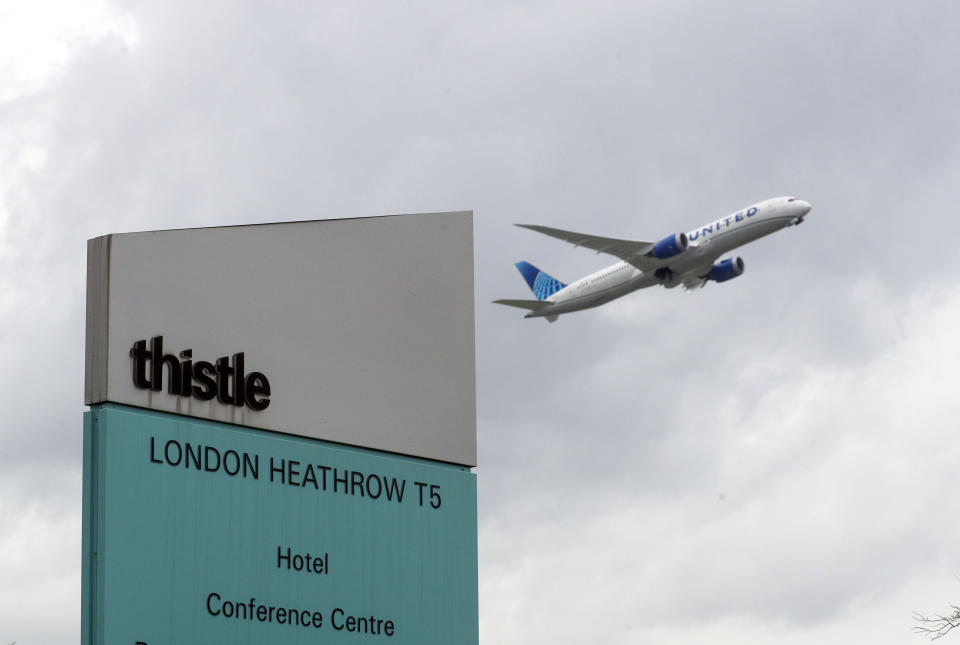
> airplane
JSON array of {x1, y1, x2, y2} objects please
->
[{"x1": 494, "y1": 196, "x2": 812, "y2": 322}]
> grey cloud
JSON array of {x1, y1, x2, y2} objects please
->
[{"x1": 3, "y1": 0, "x2": 960, "y2": 643}]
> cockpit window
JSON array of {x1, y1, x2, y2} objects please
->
[{"x1": 787, "y1": 197, "x2": 797, "y2": 202}]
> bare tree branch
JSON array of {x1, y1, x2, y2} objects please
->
[{"x1": 914, "y1": 606, "x2": 960, "y2": 640}]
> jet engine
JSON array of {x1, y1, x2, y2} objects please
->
[
  {"x1": 709, "y1": 257, "x2": 745, "y2": 282},
  {"x1": 652, "y1": 232, "x2": 689, "y2": 259}
]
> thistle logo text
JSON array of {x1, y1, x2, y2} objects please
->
[{"x1": 130, "y1": 336, "x2": 271, "y2": 410}]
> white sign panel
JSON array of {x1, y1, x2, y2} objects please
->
[{"x1": 85, "y1": 212, "x2": 476, "y2": 466}]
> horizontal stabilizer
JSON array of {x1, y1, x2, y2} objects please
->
[{"x1": 493, "y1": 299, "x2": 551, "y2": 311}]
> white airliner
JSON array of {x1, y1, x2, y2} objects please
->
[{"x1": 494, "y1": 196, "x2": 812, "y2": 322}]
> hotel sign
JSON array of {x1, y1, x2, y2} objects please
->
[
  {"x1": 82, "y1": 213, "x2": 478, "y2": 645},
  {"x1": 85, "y1": 212, "x2": 476, "y2": 466}
]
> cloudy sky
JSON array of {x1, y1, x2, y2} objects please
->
[{"x1": 3, "y1": 0, "x2": 960, "y2": 642}]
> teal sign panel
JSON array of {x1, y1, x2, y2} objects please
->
[{"x1": 82, "y1": 404, "x2": 478, "y2": 645}]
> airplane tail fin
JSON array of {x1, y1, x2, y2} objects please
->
[{"x1": 514, "y1": 261, "x2": 566, "y2": 301}]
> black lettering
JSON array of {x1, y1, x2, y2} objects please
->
[
  {"x1": 270, "y1": 458, "x2": 284, "y2": 483},
  {"x1": 223, "y1": 450, "x2": 240, "y2": 476},
  {"x1": 131, "y1": 339, "x2": 152, "y2": 389},
  {"x1": 204, "y1": 446, "x2": 221, "y2": 472},
  {"x1": 204, "y1": 590, "x2": 325, "y2": 629},
  {"x1": 278, "y1": 546, "x2": 291, "y2": 569},
  {"x1": 287, "y1": 460, "x2": 301, "y2": 486},
  {"x1": 164, "y1": 440, "x2": 182, "y2": 466},
  {"x1": 415, "y1": 481, "x2": 427, "y2": 506},
  {"x1": 232, "y1": 352, "x2": 246, "y2": 407},
  {"x1": 185, "y1": 442, "x2": 202, "y2": 470},
  {"x1": 151, "y1": 440, "x2": 260, "y2": 480},
  {"x1": 149, "y1": 436, "x2": 162, "y2": 464},
  {"x1": 333, "y1": 469, "x2": 348, "y2": 494},
  {"x1": 215, "y1": 356, "x2": 235, "y2": 405},
  {"x1": 412, "y1": 482, "x2": 441, "y2": 507},
  {"x1": 302, "y1": 464, "x2": 318, "y2": 489},
  {"x1": 245, "y1": 372, "x2": 271, "y2": 411},
  {"x1": 132, "y1": 337, "x2": 269, "y2": 409},
  {"x1": 150, "y1": 336, "x2": 181, "y2": 394},
  {"x1": 351, "y1": 471, "x2": 365, "y2": 496},
  {"x1": 243, "y1": 453, "x2": 259, "y2": 479},
  {"x1": 192, "y1": 361, "x2": 217, "y2": 400},
  {"x1": 384, "y1": 477, "x2": 405, "y2": 502},
  {"x1": 327, "y1": 609, "x2": 395, "y2": 635},
  {"x1": 366, "y1": 473, "x2": 382, "y2": 499},
  {"x1": 318, "y1": 465, "x2": 330, "y2": 489},
  {"x1": 180, "y1": 349, "x2": 193, "y2": 395}
]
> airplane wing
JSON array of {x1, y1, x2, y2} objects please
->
[{"x1": 515, "y1": 224, "x2": 658, "y2": 268}]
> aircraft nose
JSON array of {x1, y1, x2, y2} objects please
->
[{"x1": 791, "y1": 199, "x2": 812, "y2": 217}]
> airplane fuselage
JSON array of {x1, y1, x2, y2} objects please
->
[{"x1": 523, "y1": 196, "x2": 811, "y2": 318}]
